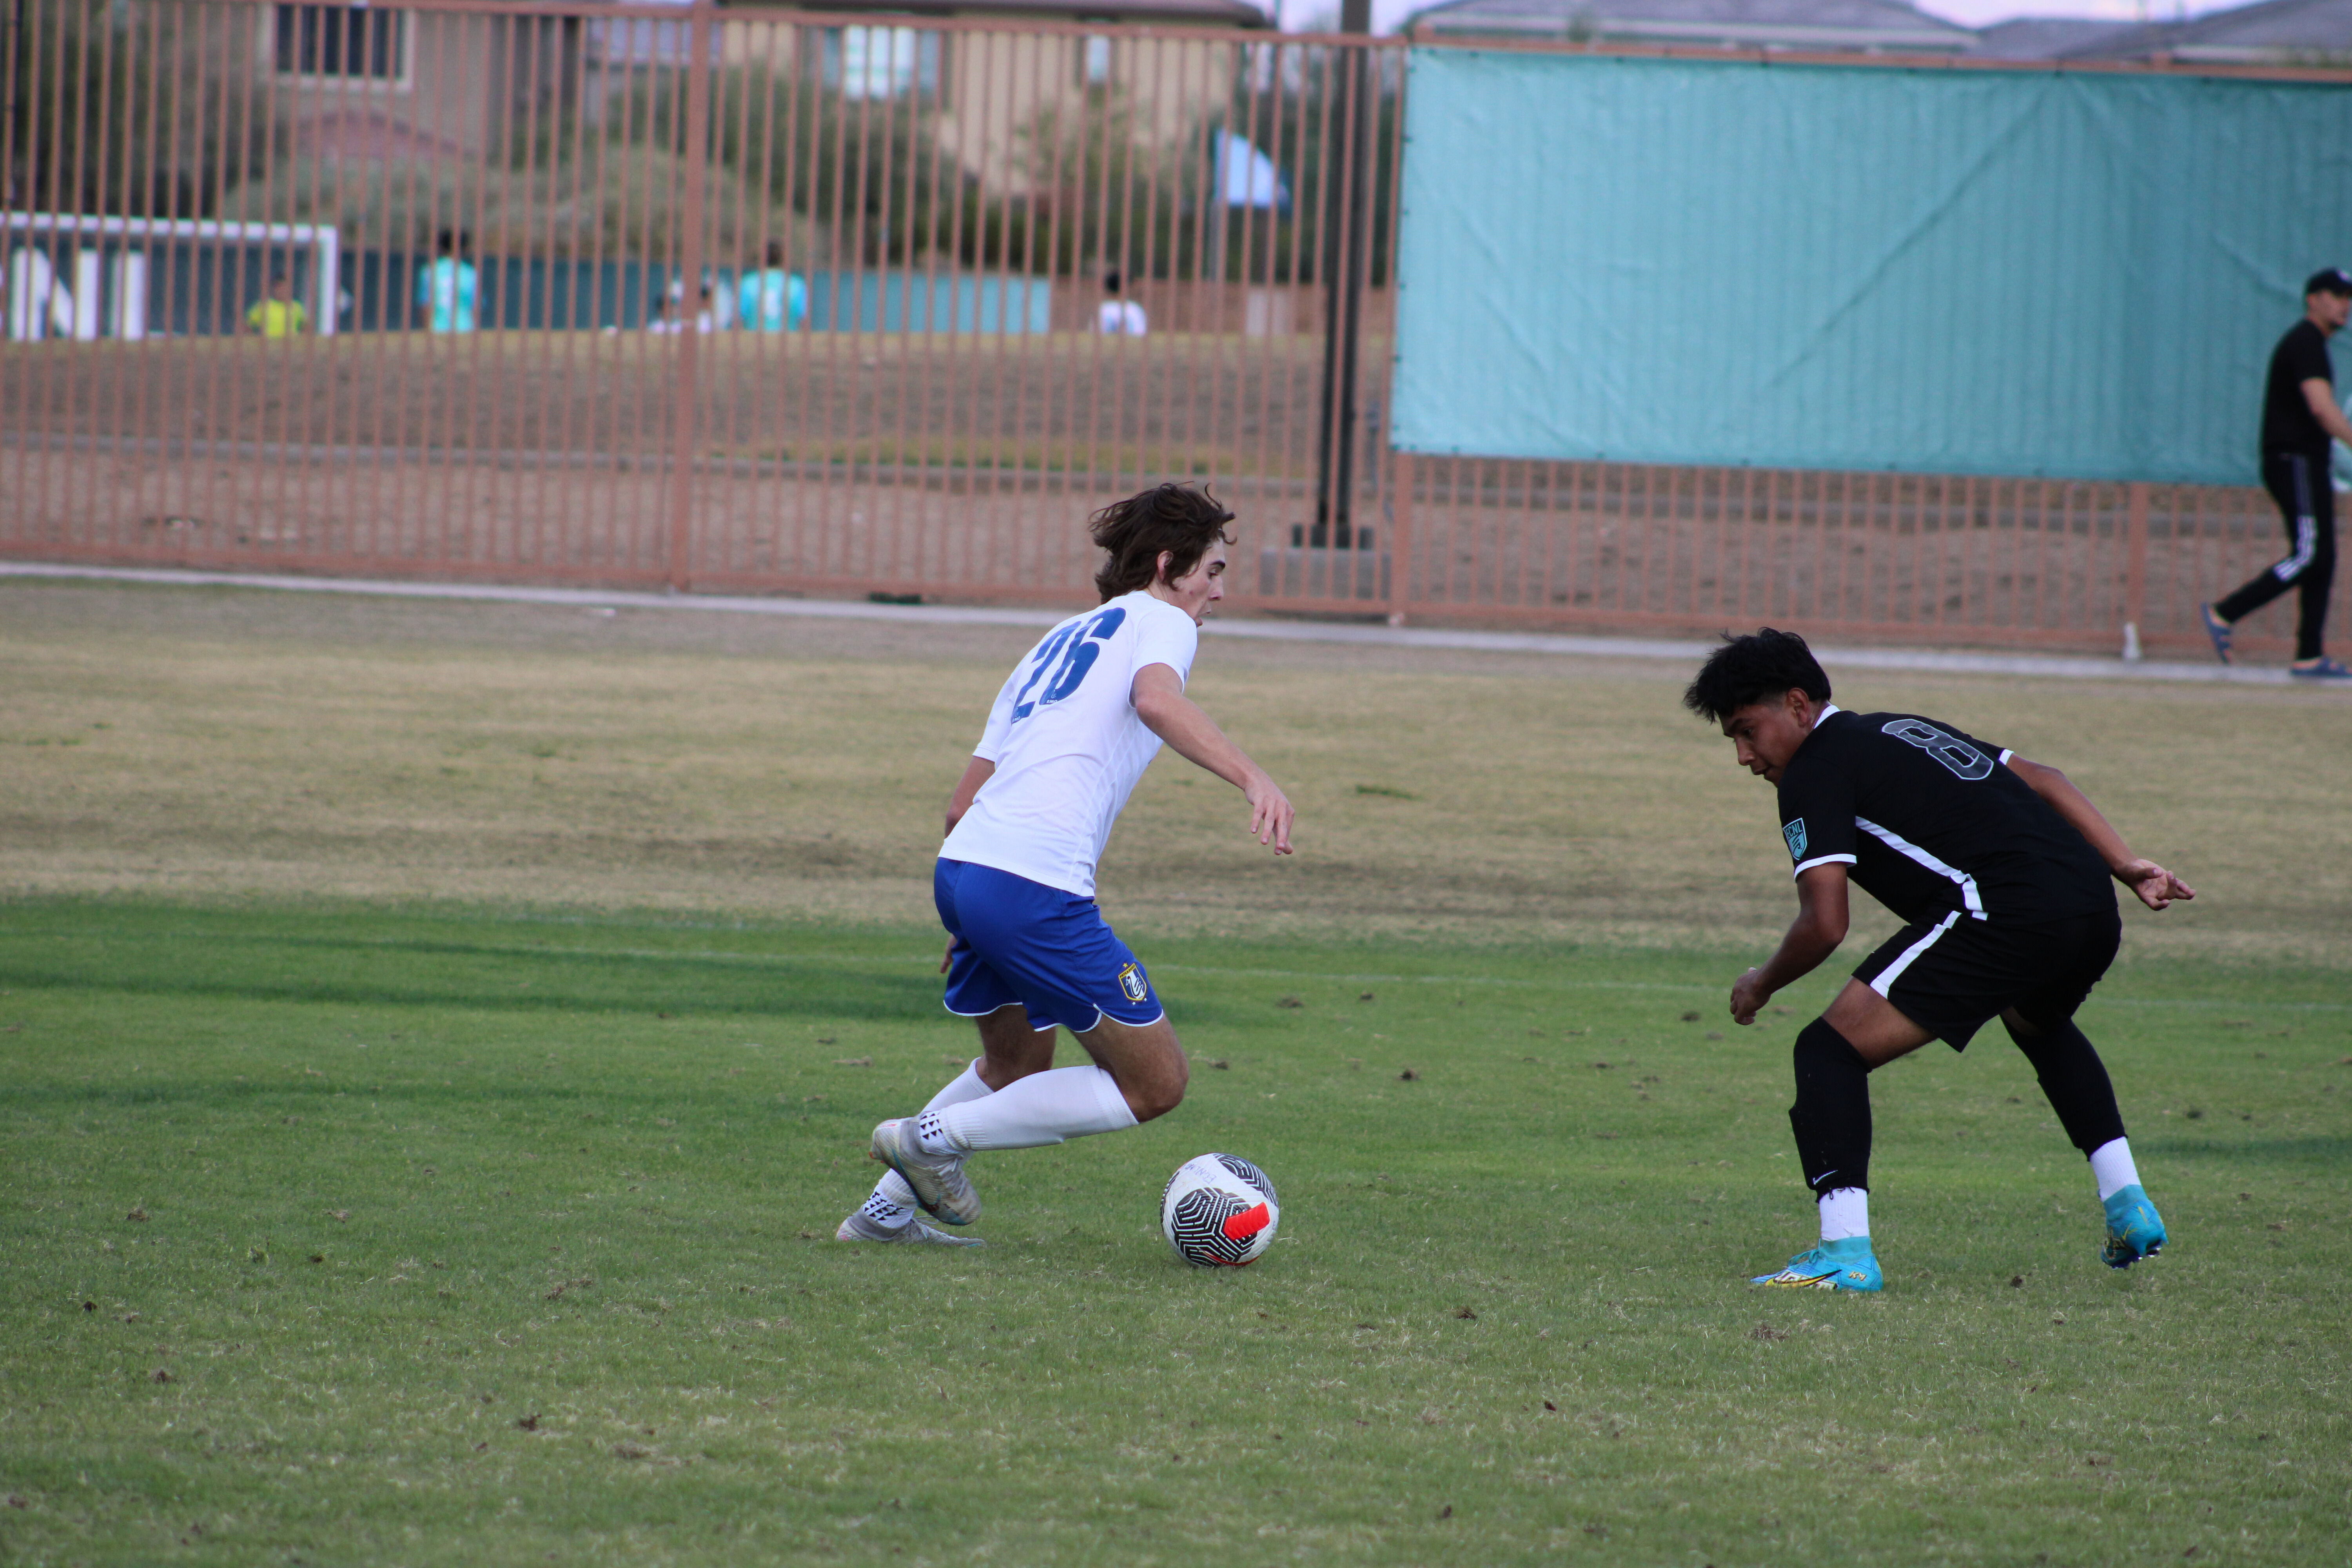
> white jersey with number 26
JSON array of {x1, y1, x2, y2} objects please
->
[{"x1": 939, "y1": 588, "x2": 1200, "y2": 898}]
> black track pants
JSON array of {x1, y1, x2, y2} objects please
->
[{"x1": 2215, "y1": 450, "x2": 2337, "y2": 661}]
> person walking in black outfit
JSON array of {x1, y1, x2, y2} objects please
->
[{"x1": 2205, "y1": 268, "x2": 2352, "y2": 681}]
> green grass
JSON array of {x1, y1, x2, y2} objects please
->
[{"x1": 4, "y1": 897, "x2": 2347, "y2": 1565}]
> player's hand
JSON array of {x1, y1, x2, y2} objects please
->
[
  {"x1": 940, "y1": 934, "x2": 962, "y2": 974},
  {"x1": 1245, "y1": 773, "x2": 1295, "y2": 855},
  {"x1": 1729, "y1": 967, "x2": 1771, "y2": 1027},
  {"x1": 2115, "y1": 859, "x2": 2195, "y2": 910}
]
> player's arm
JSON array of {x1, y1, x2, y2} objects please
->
[
  {"x1": 1730, "y1": 864, "x2": 1849, "y2": 1026},
  {"x1": 944, "y1": 757, "x2": 994, "y2": 836},
  {"x1": 1131, "y1": 663, "x2": 1294, "y2": 853},
  {"x1": 2003, "y1": 755, "x2": 2194, "y2": 911},
  {"x1": 2302, "y1": 379, "x2": 2352, "y2": 446}
]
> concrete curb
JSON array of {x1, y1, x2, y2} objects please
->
[{"x1": 1, "y1": 559, "x2": 2305, "y2": 686}]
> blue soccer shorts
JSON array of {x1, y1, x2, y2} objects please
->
[{"x1": 933, "y1": 858, "x2": 1164, "y2": 1034}]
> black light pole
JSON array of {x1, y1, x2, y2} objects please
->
[{"x1": 1311, "y1": 0, "x2": 1371, "y2": 548}]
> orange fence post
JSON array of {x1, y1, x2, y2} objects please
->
[
  {"x1": 2125, "y1": 480, "x2": 2150, "y2": 654},
  {"x1": 1388, "y1": 450, "x2": 1413, "y2": 624},
  {"x1": 666, "y1": 0, "x2": 714, "y2": 594}
]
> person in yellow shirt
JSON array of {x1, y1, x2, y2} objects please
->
[{"x1": 245, "y1": 273, "x2": 307, "y2": 339}]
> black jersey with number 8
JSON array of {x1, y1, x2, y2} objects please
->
[{"x1": 1773, "y1": 709, "x2": 2111, "y2": 927}]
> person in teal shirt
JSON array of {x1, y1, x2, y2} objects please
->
[
  {"x1": 736, "y1": 240, "x2": 806, "y2": 332},
  {"x1": 413, "y1": 228, "x2": 478, "y2": 334}
]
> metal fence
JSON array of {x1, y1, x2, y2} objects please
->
[{"x1": 0, "y1": 0, "x2": 2315, "y2": 657}]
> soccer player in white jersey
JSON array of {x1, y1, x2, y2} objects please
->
[{"x1": 836, "y1": 484, "x2": 1295, "y2": 1245}]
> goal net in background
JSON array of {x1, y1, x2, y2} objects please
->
[{"x1": 4, "y1": 214, "x2": 341, "y2": 341}]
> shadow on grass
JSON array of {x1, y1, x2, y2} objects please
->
[
  {"x1": 0, "y1": 1076, "x2": 852, "y2": 1116},
  {"x1": 0, "y1": 902, "x2": 941, "y2": 1022}
]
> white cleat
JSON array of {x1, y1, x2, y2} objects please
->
[
  {"x1": 835, "y1": 1209, "x2": 984, "y2": 1246},
  {"x1": 868, "y1": 1118, "x2": 981, "y2": 1226}
]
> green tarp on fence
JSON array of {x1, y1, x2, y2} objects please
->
[{"x1": 1392, "y1": 49, "x2": 2352, "y2": 485}]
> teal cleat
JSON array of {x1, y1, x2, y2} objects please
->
[
  {"x1": 1750, "y1": 1236, "x2": 1882, "y2": 1292},
  {"x1": 2101, "y1": 1184, "x2": 2167, "y2": 1269}
]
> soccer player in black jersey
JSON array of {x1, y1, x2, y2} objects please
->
[{"x1": 1685, "y1": 630, "x2": 2195, "y2": 1292}]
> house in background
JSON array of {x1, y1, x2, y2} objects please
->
[
  {"x1": 245, "y1": 0, "x2": 1270, "y2": 184},
  {"x1": 1978, "y1": 0, "x2": 2352, "y2": 62},
  {"x1": 256, "y1": 2, "x2": 588, "y2": 165},
  {"x1": 1404, "y1": 0, "x2": 1975, "y2": 54},
  {"x1": 1966, "y1": 16, "x2": 2136, "y2": 58},
  {"x1": 710, "y1": 0, "x2": 1274, "y2": 196}
]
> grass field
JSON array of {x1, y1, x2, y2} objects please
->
[
  {"x1": 5, "y1": 902, "x2": 2347, "y2": 1566},
  {"x1": 3, "y1": 579, "x2": 2349, "y2": 1564},
  {"x1": 6, "y1": 580, "x2": 2349, "y2": 958}
]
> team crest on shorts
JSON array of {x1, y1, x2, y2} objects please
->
[
  {"x1": 1116, "y1": 962, "x2": 1149, "y2": 1004},
  {"x1": 1782, "y1": 818, "x2": 1808, "y2": 859}
]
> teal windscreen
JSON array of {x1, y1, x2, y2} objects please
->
[{"x1": 1392, "y1": 49, "x2": 2352, "y2": 485}]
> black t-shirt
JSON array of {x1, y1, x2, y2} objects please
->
[
  {"x1": 1774, "y1": 708, "x2": 2112, "y2": 928},
  {"x1": 2261, "y1": 318, "x2": 2334, "y2": 457}
]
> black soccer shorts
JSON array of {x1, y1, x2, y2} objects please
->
[{"x1": 1850, "y1": 905, "x2": 2122, "y2": 1049}]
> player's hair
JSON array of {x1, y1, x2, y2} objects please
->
[
  {"x1": 1089, "y1": 483, "x2": 1234, "y2": 602},
  {"x1": 765, "y1": 238, "x2": 786, "y2": 267},
  {"x1": 1681, "y1": 628, "x2": 1832, "y2": 722}
]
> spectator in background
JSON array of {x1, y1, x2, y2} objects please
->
[
  {"x1": 414, "y1": 228, "x2": 478, "y2": 334},
  {"x1": 650, "y1": 277, "x2": 717, "y2": 335},
  {"x1": 2203, "y1": 267, "x2": 2352, "y2": 680},
  {"x1": 245, "y1": 271, "x2": 307, "y2": 339},
  {"x1": 738, "y1": 240, "x2": 808, "y2": 333},
  {"x1": 1095, "y1": 270, "x2": 1146, "y2": 337}
]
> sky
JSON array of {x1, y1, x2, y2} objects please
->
[{"x1": 1276, "y1": 0, "x2": 2236, "y2": 34}]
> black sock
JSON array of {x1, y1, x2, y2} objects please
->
[
  {"x1": 2005, "y1": 1016, "x2": 2126, "y2": 1156},
  {"x1": 1789, "y1": 1018, "x2": 1872, "y2": 1196}
]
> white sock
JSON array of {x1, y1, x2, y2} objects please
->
[
  {"x1": 858, "y1": 1190, "x2": 913, "y2": 1229},
  {"x1": 1818, "y1": 1187, "x2": 1869, "y2": 1243},
  {"x1": 864, "y1": 1059, "x2": 993, "y2": 1225},
  {"x1": 930, "y1": 1065, "x2": 1137, "y2": 1153},
  {"x1": 2088, "y1": 1137, "x2": 2140, "y2": 1201}
]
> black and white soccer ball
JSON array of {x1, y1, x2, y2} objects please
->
[{"x1": 1160, "y1": 1152, "x2": 1280, "y2": 1268}]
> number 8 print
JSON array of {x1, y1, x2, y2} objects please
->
[{"x1": 1880, "y1": 718, "x2": 1993, "y2": 780}]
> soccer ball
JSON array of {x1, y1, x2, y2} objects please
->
[{"x1": 1160, "y1": 1152, "x2": 1280, "y2": 1268}]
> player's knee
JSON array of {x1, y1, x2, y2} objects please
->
[
  {"x1": 1793, "y1": 1017, "x2": 1865, "y2": 1078},
  {"x1": 1146, "y1": 1059, "x2": 1191, "y2": 1120},
  {"x1": 1129, "y1": 1082, "x2": 1183, "y2": 1122},
  {"x1": 1125, "y1": 1050, "x2": 1187, "y2": 1123}
]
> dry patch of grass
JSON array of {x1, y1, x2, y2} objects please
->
[{"x1": 3, "y1": 579, "x2": 2346, "y2": 964}]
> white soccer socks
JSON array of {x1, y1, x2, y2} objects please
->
[
  {"x1": 860, "y1": 1059, "x2": 993, "y2": 1230},
  {"x1": 855, "y1": 1061, "x2": 1139, "y2": 1234},
  {"x1": 1806, "y1": 1142, "x2": 2143, "y2": 1253},
  {"x1": 1817, "y1": 1186, "x2": 1869, "y2": 1243},
  {"x1": 923, "y1": 1064, "x2": 1137, "y2": 1154},
  {"x1": 2087, "y1": 1136, "x2": 2141, "y2": 1201}
]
